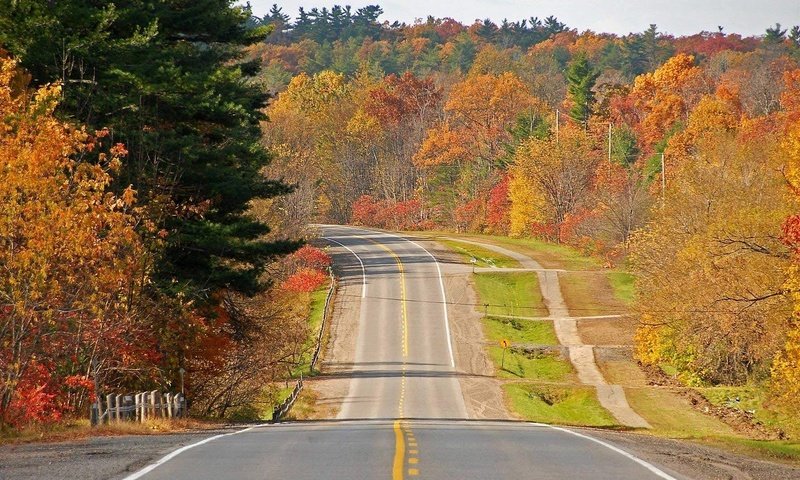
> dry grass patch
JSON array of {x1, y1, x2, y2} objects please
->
[
  {"x1": 624, "y1": 387, "x2": 739, "y2": 439},
  {"x1": 596, "y1": 360, "x2": 649, "y2": 387},
  {"x1": 578, "y1": 318, "x2": 637, "y2": 346},
  {"x1": 558, "y1": 271, "x2": 626, "y2": 316},
  {"x1": 0, "y1": 417, "x2": 223, "y2": 445}
]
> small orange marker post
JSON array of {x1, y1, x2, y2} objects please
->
[{"x1": 500, "y1": 339, "x2": 510, "y2": 369}]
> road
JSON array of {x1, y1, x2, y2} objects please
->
[{"x1": 124, "y1": 225, "x2": 687, "y2": 480}]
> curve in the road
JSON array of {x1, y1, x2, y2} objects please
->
[{"x1": 322, "y1": 236, "x2": 366, "y2": 298}]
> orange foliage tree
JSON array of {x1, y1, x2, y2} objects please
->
[
  {"x1": 626, "y1": 53, "x2": 707, "y2": 152},
  {"x1": 0, "y1": 58, "x2": 155, "y2": 426}
]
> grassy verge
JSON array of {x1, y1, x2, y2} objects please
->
[
  {"x1": 715, "y1": 437, "x2": 800, "y2": 462},
  {"x1": 623, "y1": 387, "x2": 739, "y2": 438},
  {"x1": 484, "y1": 316, "x2": 558, "y2": 345},
  {"x1": 0, "y1": 417, "x2": 222, "y2": 445},
  {"x1": 294, "y1": 287, "x2": 329, "y2": 377},
  {"x1": 468, "y1": 268, "x2": 591, "y2": 424},
  {"x1": 607, "y1": 271, "x2": 635, "y2": 305},
  {"x1": 464, "y1": 234, "x2": 602, "y2": 271},
  {"x1": 473, "y1": 272, "x2": 546, "y2": 317},
  {"x1": 698, "y1": 386, "x2": 800, "y2": 439},
  {"x1": 489, "y1": 345, "x2": 572, "y2": 381},
  {"x1": 437, "y1": 239, "x2": 520, "y2": 268},
  {"x1": 504, "y1": 383, "x2": 617, "y2": 427}
]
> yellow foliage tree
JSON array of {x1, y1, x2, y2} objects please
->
[
  {"x1": 508, "y1": 125, "x2": 600, "y2": 241},
  {"x1": 631, "y1": 126, "x2": 795, "y2": 385},
  {"x1": 772, "y1": 110, "x2": 800, "y2": 411},
  {"x1": 414, "y1": 72, "x2": 541, "y2": 168}
]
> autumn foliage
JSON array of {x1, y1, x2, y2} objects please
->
[
  {"x1": 0, "y1": 58, "x2": 154, "y2": 426},
  {"x1": 350, "y1": 195, "x2": 429, "y2": 230},
  {"x1": 282, "y1": 246, "x2": 332, "y2": 293}
]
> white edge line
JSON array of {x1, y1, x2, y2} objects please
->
[
  {"x1": 121, "y1": 425, "x2": 260, "y2": 480},
  {"x1": 380, "y1": 231, "x2": 456, "y2": 369},
  {"x1": 545, "y1": 424, "x2": 679, "y2": 480},
  {"x1": 323, "y1": 236, "x2": 367, "y2": 298}
]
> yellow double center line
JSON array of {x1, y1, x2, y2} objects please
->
[{"x1": 362, "y1": 237, "x2": 419, "y2": 480}]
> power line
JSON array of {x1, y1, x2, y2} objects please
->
[{"x1": 331, "y1": 292, "x2": 792, "y2": 315}]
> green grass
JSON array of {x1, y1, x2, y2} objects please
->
[
  {"x1": 698, "y1": 386, "x2": 800, "y2": 439},
  {"x1": 473, "y1": 271, "x2": 572, "y2": 382},
  {"x1": 484, "y1": 315, "x2": 559, "y2": 345},
  {"x1": 504, "y1": 383, "x2": 617, "y2": 427},
  {"x1": 607, "y1": 271, "x2": 635, "y2": 305},
  {"x1": 468, "y1": 234, "x2": 602, "y2": 271},
  {"x1": 473, "y1": 272, "x2": 546, "y2": 317},
  {"x1": 437, "y1": 238, "x2": 520, "y2": 268},
  {"x1": 490, "y1": 346, "x2": 573, "y2": 381},
  {"x1": 307, "y1": 287, "x2": 329, "y2": 342},
  {"x1": 718, "y1": 437, "x2": 800, "y2": 461}
]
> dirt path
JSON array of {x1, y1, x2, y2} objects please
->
[{"x1": 451, "y1": 238, "x2": 651, "y2": 428}]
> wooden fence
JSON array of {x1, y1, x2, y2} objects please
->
[
  {"x1": 271, "y1": 268, "x2": 336, "y2": 422},
  {"x1": 91, "y1": 391, "x2": 186, "y2": 426}
]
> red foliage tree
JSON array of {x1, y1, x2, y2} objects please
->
[
  {"x1": 486, "y1": 175, "x2": 511, "y2": 234},
  {"x1": 282, "y1": 268, "x2": 329, "y2": 293}
]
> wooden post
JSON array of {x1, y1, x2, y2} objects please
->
[
  {"x1": 90, "y1": 400, "x2": 99, "y2": 426},
  {"x1": 150, "y1": 390, "x2": 158, "y2": 419},
  {"x1": 115, "y1": 394, "x2": 123, "y2": 422},
  {"x1": 140, "y1": 392, "x2": 147, "y2": 422},
  {"x1": 165, "y1": 393, "x2": 173, "y2": 418},
  {"x1": 106, "y1": 394, "x2": 114, "y2": 425}
]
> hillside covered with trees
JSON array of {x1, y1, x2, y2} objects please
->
[
  {"x1": 255, "y1": 4, "x2": 800, "y2": 414},
  {"x1": 1, "y1": 0, "x2": 800, "y2": 431}
]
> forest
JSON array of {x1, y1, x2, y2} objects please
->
[
  {"x1": 0, "y1": 1, "x2": 331, "y2": 428},
  {"x1": 253, "y1": 5, "x2": 800, "y2": 413},
  {"x1": 0, "y1": 0, "x2": 799, "y2": 430}
]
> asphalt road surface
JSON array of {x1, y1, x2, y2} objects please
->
[{"x1": 125, "y1": 225, "x2": 688, "y2": 480}]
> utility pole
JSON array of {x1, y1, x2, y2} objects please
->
[
  {"x1": 660, "y1": 152, "x2": 666, "y2": 204},
  {"x1": 555, "y1": 109, "x2": 559, "y2": 144}
]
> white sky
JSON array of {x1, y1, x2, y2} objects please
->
[{"x1": 245, "y1": 0, "x2": 799, "y2": 37}]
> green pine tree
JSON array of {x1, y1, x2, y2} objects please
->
[
  {"x1": 566, "y1": 53, "x2": 599, "y2": 125},
  {"x1": 0, "y1": 0, "x2": 299, "y2": 300}
]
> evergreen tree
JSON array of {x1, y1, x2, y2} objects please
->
[
  {"x1": 566, "y1": 54, "x2": 599, "y2": 125},
  {"x1": 765, "y1": 23, "x2": 787, "y2": 45},
  {"x1": 0, "y1": 0, "x2": 299, "y2": 300},
  {"x1": 543, "y1": 16, "x2": 567, "y2": 37}
]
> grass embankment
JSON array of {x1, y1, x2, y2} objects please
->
[
  {"x1": 272, "y1": 286, "x2": 330, "y2": 421},
  {"x1": 437, "y1": 232, "x2": 800, "y2": 462},
  {"x1": 437, "y1": 238, "x2": 520, "y2": 268},
  {"x1": 294, "y1": 287, "x2": 330, "y2": 377},
  {"x1": 461, "y1": 251, "x2": 614, "y2": 426}
]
